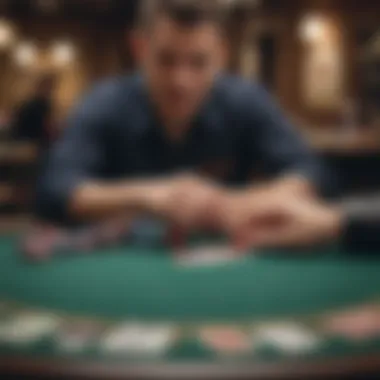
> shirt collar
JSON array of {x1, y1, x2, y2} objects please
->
[{"x1": 135, "y1": 72, "x2": 217, "y2": 146}]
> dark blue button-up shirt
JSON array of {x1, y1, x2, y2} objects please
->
[{"x1": 36, "y1": 73, "x2": 325, "y2": 223}]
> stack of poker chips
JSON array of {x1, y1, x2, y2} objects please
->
[{"x1": 20, "y1": 217, "x2": 171, "y2": 261}]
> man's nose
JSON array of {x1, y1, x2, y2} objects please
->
[{"x1": 170, "y1": 67, "x2": 193, "y2": 88}]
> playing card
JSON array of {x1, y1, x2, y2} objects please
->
[
  {"x1": 100, "y1": 323, "x2": 176, "y2": 356},
  {"x1": 253, "y1": 322, "x2": 321, "y2": 355},
  {"x1": 322, "y1": 305, "x2": 380, "y2": 341},
  {"x1": 1, "y1": 312, "x2": 61, "y2": 345},
  {"x1": 176, "y1": 244, "x2": 242, "y2": 267}
]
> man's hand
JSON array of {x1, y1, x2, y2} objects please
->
[
  {"x1": 217, "y1": 181, "x2": 303, "y2": 240},
  {"x1": 222, "y1": 192, "x2": 343, "y2": 250},
  {"x1": 69, "y1": 174, "x2": 225, "y2": 226},
  {"x1": 144, "y1": 175, "x2": 225, "y2": 229},
  {"x1": 216, "y1": 176, "x2": 341, "y2": 251}
]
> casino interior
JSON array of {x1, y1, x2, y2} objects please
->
[{"x1": 0, "y1": 0, "x2": 379, "y2": 379}]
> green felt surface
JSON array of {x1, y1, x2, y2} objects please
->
[{"x1": 0, "y1": 237, "x2": 380, "y2": 322}]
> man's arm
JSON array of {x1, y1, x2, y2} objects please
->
[
  {"x1": 35, "y1": 87, "x2": 159, "y2": 224},
  {"x1": 35, "y1": 85, "x2": 224, "y2": 226}
]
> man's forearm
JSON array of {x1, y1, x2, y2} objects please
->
[
  {"x1": 248, "y1": 174, "x2": 316, "y2": 200},
  {"x1": 271, "y1": 174, "x2": 316, "y2": 197},
  {"x1": 69, "y1": 180, "x2": 163, "y2": 221}
]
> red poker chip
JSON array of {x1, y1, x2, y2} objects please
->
[
  {"x1": 323, "y1": 306, "x2": 380, "y2": 341},
  {"x1": 200, "y1": 326, "x2": 250, "y2": 354},
  {"x1": 166, "y1": 225, "x2": 188, "y2": 250},
  {"x1": 22, "y1": 226, "x2": 61, "y2": 261}
]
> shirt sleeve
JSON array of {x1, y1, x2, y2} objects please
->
[
  {"x1": 34, "y1": 89, "x2": 108, "y2": 225},
  {"x1": 244, "y1": 85, "x2": 330, "y2": 194},
  {"x1": 342, "y1": 196, "x2": 380, "y2": 252}
]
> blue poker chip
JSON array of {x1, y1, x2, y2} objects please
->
[
  {"x1": 129, "y1": 218, "x2": 167, "y2": 246},
  {"x1": 96, "y1": 220, "x2": 129, "y2": 247}
]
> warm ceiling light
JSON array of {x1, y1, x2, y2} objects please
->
[
  {"x1": 0, "y1": 18, "x2": 15, "y2": 49},
  {"x1": 14, "y1": 42, "x2": 37, "y2": 67},
  {"x1": 51, "y1": 41, "x2": 75, "y2": 67},
  {"x1": 299, "y1": 14, "x2": 326, "y2": 43}
]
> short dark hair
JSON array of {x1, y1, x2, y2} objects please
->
[{"x1": 139, "y1": 0, "x2": 229, "y2": 29}]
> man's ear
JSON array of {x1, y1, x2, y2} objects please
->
[{"x1": 129, "y1": 28, "x2": 147, "y2": 65}]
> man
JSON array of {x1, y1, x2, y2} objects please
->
[
  {"x1": 12, "y1": 75, "x2": 55, "y2": 151},
  {"x1": 36, "y1": 0, "x2": 324, "y2": 230}
]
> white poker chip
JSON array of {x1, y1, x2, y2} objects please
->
[
  {"x1": 177, "y1": 244, "x2": 241, "y2": 267},
  {"x1": 100, "y1": 323, "x2": 176, "y2": 356},
  {"x1": 1, "y1": 313, "x2": 61, "y2": 345},
  {"x1": 254, "y1": 323, "x2": 321, "y2": 354}
]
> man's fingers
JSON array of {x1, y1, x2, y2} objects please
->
[
  {"x1": 170, "y1": 186, "x2": 224, "y2": 229},
  {"x1": 248, "y1": 224, "x2": 307, "y2": 249}
]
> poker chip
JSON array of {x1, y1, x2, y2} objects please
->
[
  {"x1": 130, "y1": 218, "x2": 167, "y2": 246},
  {"x1": 100, "y1": 323, "x2": 176, "y2": 356},
  {"x1": 199, "y1": 326, "x2": 250, "y2": 355},
  {"x1": 322, "y1": 306, "x2": 380, "y2": 341},
  {"x1": 55, "y1": 321, "x2": 104, "y2": 352},
  {"x1": 70, "y1": 228, "x2": 99, "y2": 253},
  {"x1": 22, "y1": 227, "x2": 61, "y2": 261},
  {"x1": 0, "y1": 313, "x2": 61, "y2": 345},
  {"x1": 97, "y1": 219, "x2": 130, "y2": 247},
  {"x1": 53, "y1": 231, "x2": 74, "y2": 255},
  {"x1": 253, "y1": 323, "x2": 321, "y2": 355}
]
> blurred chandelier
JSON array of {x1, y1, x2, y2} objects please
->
[{"x1": 0, "y1": 18, "x2": 15, "y2": 50}]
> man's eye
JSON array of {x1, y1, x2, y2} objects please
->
[
  {"x1": 190, "y1": 56, "x2": 209, "y2": 69},
  {"x1": 157, "y1": 52, "x2": 177, "y2": 67}
]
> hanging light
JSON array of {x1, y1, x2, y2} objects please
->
[
  {"x1": 299, "y1": 14, "x2": 326, "y2": 43},
  {"x1": 51, "y1": 41, "x2": 75, "y2": 67},
  {"x1": 0, "y1": 18, "x2": 15, "y2": 50},
  {"x1": 14, "y1": 42, "x2": 37, "y2": 67}
]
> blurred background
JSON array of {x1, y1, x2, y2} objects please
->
[{"x1": 0, "y1": 0, "x2": 379, "y2": 230}]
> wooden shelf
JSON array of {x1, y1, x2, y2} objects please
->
[
  {"x1": 0, "y1": 143, "x2": 38, "y2": 165},
  {"x1": 303, "y1": 129, "x2": 380, "y2": 155},
  {"x1": 0, "y1": 184, "x2": 14, "y2": 203}
]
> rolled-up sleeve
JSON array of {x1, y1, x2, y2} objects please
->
[
  {"x1": 35, "y1": 90, "x2": 107, "y2": 224},
  {"x1": 245, "y1": 85, "x2": 329, "y2": 194}
]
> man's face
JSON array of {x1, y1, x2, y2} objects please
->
[{"x1": 140, "y1": 17, "x2": 224, "y2": 126}]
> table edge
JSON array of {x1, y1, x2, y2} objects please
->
[{"x1": 0, "y1": 354, "x2": 380, "y2": 379}]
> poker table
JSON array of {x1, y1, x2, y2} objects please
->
[{"x1": 0, "y1": 235, "x2": 380, "y2": 380}]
